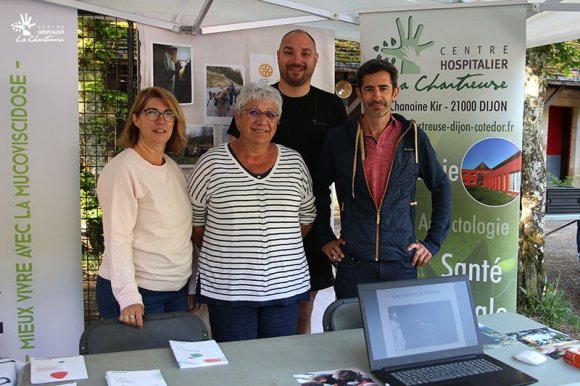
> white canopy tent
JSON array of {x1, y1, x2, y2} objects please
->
[{"x1": 39, "y1": 0, "x2": 580, "y2": 47}]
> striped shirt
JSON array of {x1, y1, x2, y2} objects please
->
[{"x1": 188, "y1": 144, "x2": 316, "y2": 303}]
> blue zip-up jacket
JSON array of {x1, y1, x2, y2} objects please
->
[{"x1": 314, "y1": 113, "x2": 451, "y2": 262}]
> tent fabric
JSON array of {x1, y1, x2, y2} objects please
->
[{"x1": 41, "y1": 0, "x2": 580, "y2": 47}]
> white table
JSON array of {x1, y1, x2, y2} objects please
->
[
  {"x1": 18, "y1": 312, "x2": 580, "y2": 386},
  {"x1": 479, "y1": 312, "x2": 579, "y2": 386}
]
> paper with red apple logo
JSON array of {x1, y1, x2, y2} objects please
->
[
  {"x1": 30, "y1": 355, "x2": 88, "y2": 384},
  {"x1": 169, "y1": 340, "x2": 229, "y2": 369}
]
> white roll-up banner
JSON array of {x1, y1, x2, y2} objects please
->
[{"x1": 0, "y1": 0, "x2": 83, "y2": 361}]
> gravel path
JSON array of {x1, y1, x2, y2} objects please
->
[{"x1": 544, "y1": 220, "x2": 580, "y2": 337}]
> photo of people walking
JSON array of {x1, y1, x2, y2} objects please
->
[{"x1": 205, "y1": 65, "x2": 243, "y2": 123}]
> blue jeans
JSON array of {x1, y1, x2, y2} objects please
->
[
  {"x1": 334, "y1": 257, "x2": 417, "y2": 299},
  {"x1": 207, "y1": 302, "x2": 300, "y2": 342},
  {"x1": 96, "y1": 276, "x2": 188, "y2": 318}
]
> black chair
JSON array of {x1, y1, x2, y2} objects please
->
[
  {"x1": 322, "y1": 297, "x2": 363, "y2": 332},
  {"x1": 79, "y1": 312, "x2": 209, "y2": 354}
]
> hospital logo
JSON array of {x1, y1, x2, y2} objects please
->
[
  {"x1": 11, "y1": 13, "x2": 64, "y2": 43},
  {"x1": 373, "y1": 15, "x2": 434, "y2": 75}
]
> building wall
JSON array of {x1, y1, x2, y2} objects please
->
[
  {"x1": 546, "y1": 106, "x2": 569, "y2": 179},
  {"x1": 462, "y1": 153, "x2": 521, "y2": 195},
  {"x1": 482, "y1": 154, "x2": 522, "y2": 194},
  {"x1": 544, "y1": 85, "x2": 580, "y2": 179},
  {"x1": 462, "y1": 169, "x2": 490, "y2": 186}
]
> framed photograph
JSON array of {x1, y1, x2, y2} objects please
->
[
  {"x1": 152, "y1": 42, "x2": 193, "y2": 104},
  {"x1": 171, "y1": 124, "x2": 214, "y2": 166},
  {"x1": 204, "y1": 64, "x2": 244, "y2": 125},
  {"x1": 214, "y1": 124, "x2": 231, "y2": 145}
]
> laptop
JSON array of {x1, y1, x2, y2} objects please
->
[{"x1": 357, "y1": 276, "x2": 538, "y2": 386}]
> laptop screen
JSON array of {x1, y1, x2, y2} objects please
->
[{"x1": 358, "y1": 276, "x2": 482, "y2": 371}]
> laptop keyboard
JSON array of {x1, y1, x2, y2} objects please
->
[{"x1": 391, "y1": 358, "x2": 503, "y2": 385}]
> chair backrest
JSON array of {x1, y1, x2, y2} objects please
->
[
  {"x1": 322, "y1": 297, "x2": 362, "y2": 332},
  {"x1": 79, "y1": 312, "x2": 209, "y2": 354}
]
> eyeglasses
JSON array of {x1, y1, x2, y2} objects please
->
[
  {"x1": 243, "y1": 108, "x2": 278, "y2": 121},
  {"x1": 142, "y1": 108, "x2": 176, "y2": 122}
]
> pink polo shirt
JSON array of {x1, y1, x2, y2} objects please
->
[{"x1": 363, "y1": 116, "x2": 402, "y2": 207}]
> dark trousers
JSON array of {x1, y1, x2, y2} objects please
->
[
  {"x1": 207, "y1": 302, "x2": 300, "y2": 342},
  {"x1": 334, "y1": 257, "x2": 418, "y2": 299},
  {"x1": 96, "y1": 276, "x2": 188, "y2": 318}
]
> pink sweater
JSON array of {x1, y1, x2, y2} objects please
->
[{"x1": 97, "y1": 149, "x2": 193, "y2": 310}]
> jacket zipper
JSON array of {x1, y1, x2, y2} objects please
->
[{"x1": 360, "y1": 124, "x2": 411, "y2": 261}]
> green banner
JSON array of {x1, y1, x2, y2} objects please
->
[{"x1": 360, "y1": 3, "x2": 526, "y2": 314}]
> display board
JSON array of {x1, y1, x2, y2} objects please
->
[
  {"x1": 360, "y1": 3, "x2": 526, "y2": 314},
  {"x1": 0, "y1": 0, "x2": 83, "y2": 361}
]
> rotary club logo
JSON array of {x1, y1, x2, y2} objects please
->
[{"x1": 258, "y1": 63, "x2": 273, "y2": 79}]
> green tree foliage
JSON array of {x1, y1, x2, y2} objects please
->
[
  {"x1": 519, "y1": 41, "x2": 580, "y2": 320},
  {"x1": 541, "y1": 41, "x2": 580, "y2": 76},
  {"x1": 78, "y1": 17, "x2": 134, "y2": 262},
  {"x1": 78, "y1": 17, "x2": 131, "y2": 168},
  {"x1": 335, "y1": 39, "x2": 360, "y2": 64},
  {"x1": 80, "y1": 162, "x2": 103, "y2": 257}
]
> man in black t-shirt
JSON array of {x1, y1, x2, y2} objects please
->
[{"x1": 228, "y1": 29, "x2": 347, "y2": 334}]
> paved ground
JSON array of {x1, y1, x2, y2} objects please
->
[
  {"x1": 311, "y1": 287, "x2": 336, "y2": 333},
  {"x1": 544, "y1": 219, "x2": 580, "y2": 318}
]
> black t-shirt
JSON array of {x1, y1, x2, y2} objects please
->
[{"x1": 227, "y1": 83, "x2": 347, "y2": 177}]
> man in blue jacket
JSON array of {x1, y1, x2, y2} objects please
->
[{"x1": 315, "y1": 59, "x2": 451, "y2": 299}]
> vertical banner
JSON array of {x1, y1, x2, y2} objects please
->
[
  {"x1": 361, "y1": 3, "x2": 526, "y2": 314},
  {"x1": 0, "y1": 0, "x2": 83, "y2": 360}
]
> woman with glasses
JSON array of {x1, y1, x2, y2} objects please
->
[
  {"x1": 96, "y1": 87, "x2": 193, "y2": 328},
  {"x1": 188, "y1": 83, "x2": 316, "y2": 341}
]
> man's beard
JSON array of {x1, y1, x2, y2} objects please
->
[{"x1": 281, "y1": 65, "x2": 312, "y2": 87}]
